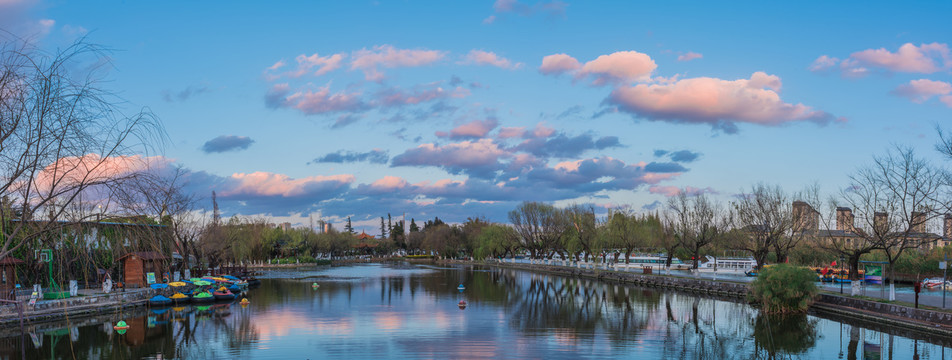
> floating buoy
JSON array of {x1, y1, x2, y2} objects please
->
[
  {"x1": 240, "y1": 298, "x2": 250, "y2": 305},
  {"x1": 458, "y1": 300, "x2": 467, "y2": 309},
  {"x1": 312, "y1": 282, "x2": 319, "y2": 288},
  {"x1": 457, "y1": 284, "x2": 465, "y2": 291},
  {"x1": 114, "y1": 320, "x2": 130, "y2": 332}
]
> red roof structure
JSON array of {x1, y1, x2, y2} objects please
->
[
  {"x1": 0, "y1": 256, "x2": 25, "y2": 265},
  {"x1": 118, "y1": 251, "x2": 168, "y2": 261}
]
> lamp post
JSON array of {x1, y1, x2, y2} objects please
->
[{"x1": 839, "y1": 256, "x2": 845, "y2": 294}]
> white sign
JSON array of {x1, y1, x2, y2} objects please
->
[
  {"x1": 103, "y1": 279, "x2": 113, "y2": 293},
  {"x1": 941, "y1": 261, "x2": 948, "y2": 270},
  {"x1": 69, "y1": 280, "x2": 78, "y2": 296},
  {"x1": 28, "y1": 291, "x2": 38, "y2": 306}
]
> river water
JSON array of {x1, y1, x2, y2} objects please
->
[{"x1": 2, "y1": 263, "x2": 951, "y2": 359}]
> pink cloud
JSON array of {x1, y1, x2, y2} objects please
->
[
  {"x1": 677, "y1": 52, "x2": 703, "y2": 62},
  {"x1": 891, "y1": 79, "x2": 952, "y2": 105},
  {"x1": 539, "y1": 54, "x2": 581, "y2": 75},
  {"x1": 351, "y1": 45, "x2": 446, "y2": 81},
  {"x1": 850, "y1": 42, "x2": 951, "y2": 74},
  {"x1": 540, "y1": 51, "x2": 657, "y2": 85},
  {"x1": 391, "y1": 139, "x2": 510, "y2": 178},
  {"x1": 436, "y1": 119, "x2": 499, "y2": 139},
  {"x1": 265, "y1": 53, "x2": 346, "y2": 80},
  {"x1": 808, "y1": 55, "x2": 839, "y2": 72},
  {"x1": 497, "y1": 126, "x2": 526, "y2": 138},
  {"x1": 529, "y1": 122, "x2": 556, "y2": 138},
  {"x1": 462, "y1": 50, "x2": 522, "y2": 69},
  {"x1": 491, "y1": 0, "x2": 567, "y2": 18},
  {"x1": 278, "y1": 86, "x2": 365, "y2": 115},
  {"x1": 577, "y1": 51, "x2": 657, "y2": 85},
  {"x1": 641, "y1": 173, "x2": 680, "y2": 184},
  {"x1": 368, "y1": 176, "x2": 409, "y2": 191},
  {"x1": 267, "y1": 60, "x2": 286, "y2": 71},
  {"x1": 31, "y1": 154, "x2": 164, "y2": 193},
  {"x1": 392, "y1": 139, "x2": 508, "y2": 168},
  {"x1": 648, "y1": 185, "x2": 717, "y2": 197},
  {"x1": 814, "y1": 43, "x2": 952, "y2": 76},
  {"x1": 609, "y1": 72, "x2": 839, "y2": 133},
  {"x1": 222, "y1": 172, "x2": 354, "y2": 198},
  {"x1": 377, "y1": 85, "x2": 469, "y2": 107}
]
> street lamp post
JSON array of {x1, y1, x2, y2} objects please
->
[{"x1": 839, "y1": 256, "x2": 845, "y2": 294}]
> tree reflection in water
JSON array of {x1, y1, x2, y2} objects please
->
[{"x1": 3, "y1": 263, "x2": 951, "y2": 359}]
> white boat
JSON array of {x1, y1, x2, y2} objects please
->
[
  {"x1": 696, "y1": 255, "x2": 756, "y2": 272},
  {"x1": 622, "y1": 255, "x2": 687, "y2": 269}
]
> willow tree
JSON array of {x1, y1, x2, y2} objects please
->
[
  {"x1": 508, "y1": 202, "x2": 568, "y2": 259},
  {"x1": 668, "y1": 192, "x2": 728, "y2": 269},
  {"x1": 0, "y1": 38, "x2": 163, "y2": 261},
  {"x1": 841, "y1": 146, "x2": 940, "y2": 300},
  {"x1": 729, "y1": 183, "x2": 796, "y2": 269},
  {"x1": 607, "y1": 210, "x2": 651, "y2": 264},
  {"x1": 564, "y1": 204, "x2": 598, "y2": 262}
]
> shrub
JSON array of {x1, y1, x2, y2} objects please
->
[{"x1": 749, "y1": 263, "x2": 818, "y2": 314}]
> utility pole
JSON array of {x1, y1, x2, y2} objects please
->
[{"x1": 944, "y1": 254, "x2": 948, "y2": 309}]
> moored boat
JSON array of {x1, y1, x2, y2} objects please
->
[
  {"x1": 192, "y1": 291, "x2": 215, "y2": 303},
  {"x1": 149, "y1": 295, "x2": 173, "y2": 307},
  {"x1": 214, "y1": 287, "x2": 236, "y2": 301},
  {"x1": 170, "y1": 292, "x2": 190, "y2": 305}
]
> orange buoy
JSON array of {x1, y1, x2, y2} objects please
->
[{"x1": 113, "y1": 320, "x2": 130, "y2": 331}]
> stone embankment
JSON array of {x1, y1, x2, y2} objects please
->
[
  {"x1": 484, "y1": 261, "x2": 749, "y2": 299},
  {"x1": 0, "y1": 289, "x2": 152, "y2": 327},
  {"x1": 451, "y1": 259, "x2": 952, "y2": 337}
]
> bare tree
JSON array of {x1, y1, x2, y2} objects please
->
[
  {"x1": 668, "y1": 192, "x2": 728, "y2": 269},
  {"x1": 564, "y1": 204, "x2": 598, "y2": 262},
  {"x1": 841, "y1": 146, "x2": 941, "y2": 299},
  {"x1": 0, "y1": 37, "x2": 163, "y2": 260},
  {"x1": 111, "y1": 166, "x2": 204, "y2": 276},
  {"x1": 508, "y1": 202, "x2": 568, "y2": 260},
  {"x1": 656, "y1": 212, "x2": 681, "y2": 273},
  {"x1": 729, "y1": 183, "x2": 796, "y2": 269}
]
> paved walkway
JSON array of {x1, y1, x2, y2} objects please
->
[
  {"x1": 499, "y1": 258, "x2": 952, "y2": 312},
  {"x1": 820, "y1": 282, "x2": 952, "y2": 310}
]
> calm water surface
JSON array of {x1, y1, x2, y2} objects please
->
[{"x1": 3, "y1": 263, "x2": 952, "y2": 359}]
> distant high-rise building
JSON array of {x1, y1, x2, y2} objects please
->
[
  {"x1": 836, "y1": 207, "x2": 854, "y2": 232},
  {"x1": 792, "y1": 201, "x2": 819, "y2": 233},
  {"x1": 911, "y1": 211, "x2": 927, "y2": 233}
]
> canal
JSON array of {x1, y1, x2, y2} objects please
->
[{"x1": 2, "y1": 262, "x2": 950, "y2": 359}]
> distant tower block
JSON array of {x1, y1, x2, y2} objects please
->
[
  {"x1": 792, "y1": 201, "x2": 819, "y2": 233},
  {"x1": 836, "y1": 207, "x2": 854, "y2": 232},
  {"x1": 873, "y1": 212, "x2": 888, "y2": 234},
  {"x1": 944, "y1": 213, "x2": 952, "y2": 239},
  {"x1": 911, "y1": 211, "x2": 927, "y2": 233}
]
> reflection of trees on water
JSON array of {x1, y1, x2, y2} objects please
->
[
  {"x1": 5, "y1": 298, "x2": 262, "y2": 359},
  {"x1": 8, "y1": 265, "x2": 952, "y2": 359},
  {"x1": 752, "y1": 314, "x2": 818, "y2": 359},
  {"x1": 505, "y1": 273, "x2": 661, "y2": 344}
]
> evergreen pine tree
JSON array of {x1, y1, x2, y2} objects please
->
[{"x1": 345, "y1": 216, "x2": 355, "y2": 234}]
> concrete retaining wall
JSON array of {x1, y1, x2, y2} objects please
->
[
  {"x1": 0, "y1": 290, "x2": 152, "y2": 327},
  {"x1": 462, "y1": 260, "x2": 952, "y2": 337},
  {"x1": 484, "y1": 261, "x2": 750, "y2": 299},
  {"x1": 815, "y1": 293, "x2": 952, "y2": 329}
]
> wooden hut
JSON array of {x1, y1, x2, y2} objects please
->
[
  {"x1": 119, "y1": 252, "x2": 168, "y2": 288},
  {"x1": 0, "y1": 256, "x2": 24, "y2": 300}
]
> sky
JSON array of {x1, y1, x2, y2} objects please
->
[{"x1": 3, "y1": 0, "x2": 951, "y2": 233}]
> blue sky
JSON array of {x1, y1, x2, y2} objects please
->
[{"x1": 4, "y1": 0, "x2": 951, "y2": 232}]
